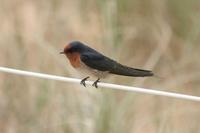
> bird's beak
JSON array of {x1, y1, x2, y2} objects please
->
[{"x1": 60, "y1": 51, "x2": 65, "y2": 54}]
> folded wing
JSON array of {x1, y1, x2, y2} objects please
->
[{"x1": 80, "y1": 52, "x2": 153, "y2": 77}]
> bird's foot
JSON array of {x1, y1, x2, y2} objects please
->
[
  {"x1": 80, "y1": 76, "x2": 90, "y2": 87},
  {"x1": 92, "y1": 78, "x2": 100, "y2": 88}
]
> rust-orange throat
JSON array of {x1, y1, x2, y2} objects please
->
[{"x1": 61, "y1": 44, "x2": 81, "y2": 68}]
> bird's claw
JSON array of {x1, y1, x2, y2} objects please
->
[
  {"x1": 80, "y1": 76, "x2": 90, "y2": 87},
  {"x1": 92, "y1": 78, "x2": 100, "y2": 88}
]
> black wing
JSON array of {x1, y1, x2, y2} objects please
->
[
  {"x1": 80, "y1": 52, "x2": 153, "y2": 77},
  {"x1": 80, "y1": 52, "x2": 116, "y2": 72}
]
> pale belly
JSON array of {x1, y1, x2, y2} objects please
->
[{"x1": 76, "y1": 62, "x2": 109, "y2": 79}]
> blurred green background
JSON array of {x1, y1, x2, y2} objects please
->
[{"x1": 0, "y1": 0, "x2": 200, "y2": 133}]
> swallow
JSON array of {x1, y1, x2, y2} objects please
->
[{"x1": 60, "y1": 41, "x2": 153, "y2": 88}]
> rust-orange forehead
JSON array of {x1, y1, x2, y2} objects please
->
[{"x1": 64, "y1": 44, "x2": 71, "y2": 52}]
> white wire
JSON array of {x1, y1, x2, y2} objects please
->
[{"x1": 0, "y1": 66, "x2": 199, "y2": 102}]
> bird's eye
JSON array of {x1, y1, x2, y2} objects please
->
[{"x1": 66, "y1": 49, "x2": 72, "y2": 53}]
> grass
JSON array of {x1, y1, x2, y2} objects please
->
[{"x1": 0, "y1": 0, "x2": 200, "y2": 132}]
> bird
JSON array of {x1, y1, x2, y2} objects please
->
[{"x1": 60, "y1": 41, "x2": 154, "y2": 88}]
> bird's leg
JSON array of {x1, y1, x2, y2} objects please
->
[
  {"x1": 92, "y1": 78, "x2": 100, "y2": 88},
  {"x1": 80, "y1": 76, "x2": 90, "y2": 87}
]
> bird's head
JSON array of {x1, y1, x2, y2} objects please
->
[{"x1": 60, "y1": 41, "x2": 85, "y2": 55}]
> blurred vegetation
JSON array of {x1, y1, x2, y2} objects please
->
[{"x1": 0, "y1": 0, "x2": 200, "y2": 133}]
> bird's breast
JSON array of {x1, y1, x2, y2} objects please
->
[
  {"x1": 66, "y1": 52, "x2": 81, "y2": 68},
  {"x1": 66, "y1": 52, "x2": 108, "y2": 78}
]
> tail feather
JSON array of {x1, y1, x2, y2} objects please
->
[{"x1": 109, "y1": 63, "x2": 153, "y2": 77}]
